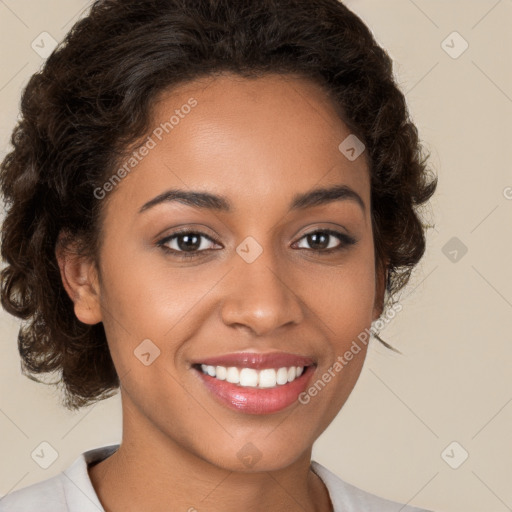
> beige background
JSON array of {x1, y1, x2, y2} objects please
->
[{"x1": 1, "y1": 1, "x2": 511, "y2": 511}]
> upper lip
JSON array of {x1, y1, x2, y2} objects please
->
[{"x1": 191, "y1": 351, "x2": 316, "y2": 370}]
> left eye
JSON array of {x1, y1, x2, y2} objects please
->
[{"x1": 294, "y1": 229, "x2": 352, "y2": 251}]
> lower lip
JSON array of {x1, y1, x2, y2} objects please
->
[{"x1": 196, "y1": 366, "x2": 315, "y2": 415}]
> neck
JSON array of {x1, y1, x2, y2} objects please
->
[{"x1": 88, "y1": 398, "x2": 332, "y2": 512}]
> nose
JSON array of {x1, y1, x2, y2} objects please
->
[{"x1": 220, "y1": 246, "x2": 304, "y2": 337}]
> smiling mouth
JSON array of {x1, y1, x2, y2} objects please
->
[
  {"x1": 190, "y1": 351, "x2": 316, "y2": 414},
  {"x1": 194, "y1": 364, "x2": 308, "y2": 389}
]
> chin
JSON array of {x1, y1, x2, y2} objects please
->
[{"x1": 198, "y1": 436, "x2": 313, "y2": 474}]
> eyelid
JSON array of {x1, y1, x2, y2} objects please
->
[{"x1": 155, "y1": 224, "x2": 221, "y2": 243}]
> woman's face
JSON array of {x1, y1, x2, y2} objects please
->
[{"x1": 81, "y1": 73, "x2": 383, "y2": 471}]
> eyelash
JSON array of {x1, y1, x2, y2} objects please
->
[{"x1": 157, "y1": 228, "x2": 357, "y2": 260}]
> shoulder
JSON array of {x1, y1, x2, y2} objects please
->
[
  {"x1": 311, "y1": 461, "x2": 434, "y2": 512},
  {"x1": 0, "y1": 473, "x2": 66, "y2": 512},
  {"x1": 0, "y1": 444, "x2": 119, "y2": 512}
]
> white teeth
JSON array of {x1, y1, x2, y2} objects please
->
[
  {"x1": 239, "y1": 368, "x2": 258, "y2": 387},
  {"x1": 226, "y1": 367, "x2": 239, "y2": 384},
  {"x1": 259, "y1": 369, "x2": 277, "y2": 388},
  {"x1": 199, "y1": 364, "x2": 306, "y2": 388},
  {"x1": 215, "y1": 365, "x2": 227, "y2": 380},
  {"x1": 276, "y1": 367, "x2": 288, "y2": 385}
]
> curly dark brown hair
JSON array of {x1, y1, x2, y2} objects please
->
[{"x1": 0, "y1": 0, "x2": 436, "y2": 410}]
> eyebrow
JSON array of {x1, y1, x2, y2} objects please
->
[{"x1": 138, "y1": 184, "x2": 366, "y2": 215}]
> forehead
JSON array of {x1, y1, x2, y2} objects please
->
[{"x1": 104, "y1": 72, "x2": 370, "y2": 219}]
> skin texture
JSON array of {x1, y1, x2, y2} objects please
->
[{"x1": 57, "y1": 73, "x2": 385, "y2": 512}]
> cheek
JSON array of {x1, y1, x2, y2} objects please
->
[
  {"x1": 297, "y1": 262, "x2": 375, "y2": 434},
  {"x1": 99, "y1": 241, "x2": 208, "y2": 328},
  {"x1": 301, "y1": 247, "x2": 377, "y2": 335},
  {"x1": 332, "y1": 264, "x2": 376, "y2": 334},
  {"x1": 298, "y1": 244, "x2": 376, "y2": 402},
  {"x1": 95, "y1": 239, "x2": 214, "y2": 377}
]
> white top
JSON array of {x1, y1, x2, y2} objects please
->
[{"x1": 0, "y1": 444, "x2": 432, "y2": 512}]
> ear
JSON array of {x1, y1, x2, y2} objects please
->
[
  {"x1": 372, "y1": 260, "x2": 388, "y2": 321},
  {"x1": 55, "y1": 231, "x2": 102, "y2": 325}
]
